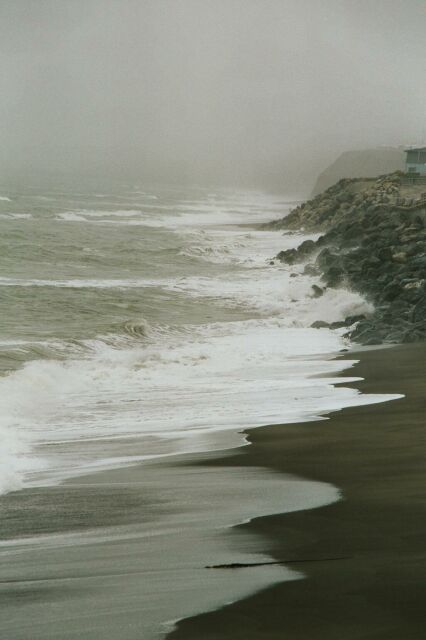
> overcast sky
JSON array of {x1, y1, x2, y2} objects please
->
[{"x1": 0, "y1": 0, "x2": 425, "y2": 192}]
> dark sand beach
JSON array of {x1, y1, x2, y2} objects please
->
[
  {"x1": 1, "y1": 343, "x2": 424, "y2": 639},
  {"x1": 168, "y1": 342, "x2": 426, "y2": 640}
]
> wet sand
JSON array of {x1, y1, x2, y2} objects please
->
[
  {"x1": 168, "y1": 343, "x2": 426, "y2": 639},
  {"x1": 0, "y1": 439, "x2": 336, "y2": 639},
  {"x1": 1, "y1": 343, "x2": 424, "y2": 638}
]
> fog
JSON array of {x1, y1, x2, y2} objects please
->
[{"x1": 0, "y1": 0, "x2": 425, "y2": 193}]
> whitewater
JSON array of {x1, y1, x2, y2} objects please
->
[
  {"x1": 0, "y1": 184, "x2": 397, "y2": 495},
  {"x1": 0, "y1": 183, "x2": 406, "y2": 640}
]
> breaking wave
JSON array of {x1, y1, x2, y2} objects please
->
[{"x1": 0, "y1": 185, "x2": 400, "y2": 495}]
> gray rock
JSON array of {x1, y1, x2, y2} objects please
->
[
  {"x1": 311, "y1": 320, "x2": 330, "y2": 329},
  {"x1": 303, "y1": 263, "x2": 320, "y2": 276},
  {"x1": 311, "y1": 284, "x2": 324, "y2": 298},
  {"x1": 271, "y1": 171, "x2": 426, "y2": 346}
]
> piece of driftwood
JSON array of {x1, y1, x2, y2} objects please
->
[{"x1": 206, "y1": 556, "x2": 351, "y2": 569}]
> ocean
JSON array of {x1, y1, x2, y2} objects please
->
[{"x1": 0, "y1": 182, "x2": 397, "y2": 638}]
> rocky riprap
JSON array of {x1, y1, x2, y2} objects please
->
[{"x1": 268, "y1": 173, "x2": 426, "y2": 344}]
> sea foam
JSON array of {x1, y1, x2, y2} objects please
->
[{"x1": 0, "y1": 188, "x2": 400, "y2": 494}]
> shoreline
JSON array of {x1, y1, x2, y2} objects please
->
[
  {"x1": 268, "y1": 173, "x2": 426, "y2": 345},
  {"x1": 0, "y1": 339, "x2": 394, "y2": 640},
  {"x1": 1, "y1": 341, "x2": 423, "y2": 638},
  {"x1": 1, "y1": 177, "x2": 424, "y2": 638},
  {"x1": 0, "y1": 407, "x2": 339, "y2": 639},
  {"x1": 167, "y1": 341, "x2": 426, "y2": 639}
]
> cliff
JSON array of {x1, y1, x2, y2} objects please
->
[{"x1": 311, "y1": 148, "x2": 405, "y2": 196}]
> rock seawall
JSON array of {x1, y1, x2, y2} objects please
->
[{"x1": 268, "y1": 173, "x2": 426, "y2": 344}]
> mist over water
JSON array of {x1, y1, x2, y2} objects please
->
[{"x1": 0, "y1": 1, "x2": 425, "y2": 193}]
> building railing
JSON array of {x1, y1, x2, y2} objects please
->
[{"x1": 401, "y1": 174, "x2": 426, "y2": 186}]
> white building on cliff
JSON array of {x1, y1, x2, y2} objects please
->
[{"x1": 405, "y1": 147, "x2": 426, "y2": 175}]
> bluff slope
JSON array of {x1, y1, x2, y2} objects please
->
[
  {"x1": 268, "y1": 173, "x2": 426, "y2": 345},
  {"x1": 311, "y1": 148, "x2": 405, "y2": 196}
]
